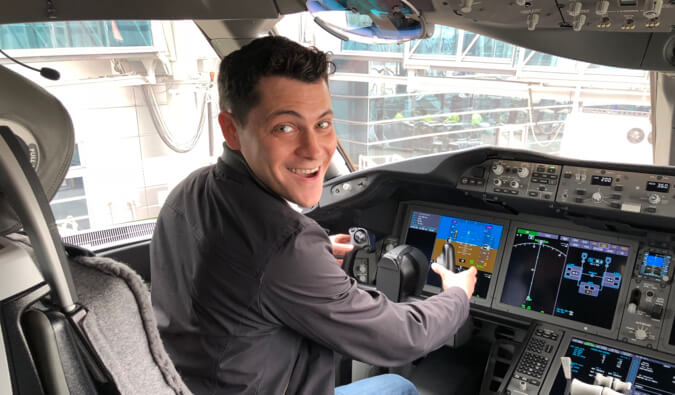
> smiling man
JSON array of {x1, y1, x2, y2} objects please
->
[{"x1": 150, "y1": 36, "x2": 476, "y2": 395}]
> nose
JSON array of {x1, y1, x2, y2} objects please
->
[{"x1": 297, "y1": 128, "x2": 323, "y2": 159}]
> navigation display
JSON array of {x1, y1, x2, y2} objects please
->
[
  {"x1": 404, "y1": 210, "x2": 504, "y2": 299},
  {"x1": 500, "y1": 228, "x2": 630, "y2": 329},
  {"x1": 550, "y1": 338, "x2": 675, "y2": 394}
]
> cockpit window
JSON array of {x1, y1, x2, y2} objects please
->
[
  {"x1": 276, "y1": 13, "x2": 653, "y2": 170},
  {"x1": 2, "y1": 21, "x2": 220, "y2": 237}
]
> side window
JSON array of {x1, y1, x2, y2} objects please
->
[
  {"x1": 52, "y1": 143, "x2": 91, "y2": 234},
  {"x1": 3, "y1": 21, "x2": 221, "y2": 237}
]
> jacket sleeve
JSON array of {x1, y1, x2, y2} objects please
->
[{"x1": 259, "y1": 222, "x2": 470, "y2": 367}]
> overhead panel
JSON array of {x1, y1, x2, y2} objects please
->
[
  {"x1": 431, "y1": 0, "x2": 673, "y2": 33},
  {"x1": 1, "y1": 0, "x2": 280, "y2": 24}
]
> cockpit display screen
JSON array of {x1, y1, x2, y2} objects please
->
[
  {"x1": 500, "y1": 228, "x2": 630, "y2": 329},
  {"x1": 404, "y1": 210, "x2": 504, "y2": 299},
  {"x1": 639, "y1": 252, "x2": 671, "y2": 280},
  {"x1": 551, "y1": 338, "x2": 675, "y2": 394}
]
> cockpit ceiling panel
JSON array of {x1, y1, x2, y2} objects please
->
[
  {"x1": 0, "y1": 0, "x2": 280, "y2": 24},
  {"x1": 429, "y1": 0, "x2": 675, "y2": 33}
]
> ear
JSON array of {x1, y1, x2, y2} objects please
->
[{"x1": 218, "y1": 111, "x2": 241, "y2": 150}]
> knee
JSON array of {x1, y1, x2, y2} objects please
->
[{"x1": 380, "y1": 374, "x2": 418, "y2": 395}]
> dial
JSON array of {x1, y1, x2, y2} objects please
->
[
  {"x1": 648, "y1": 193, "x2": 661, "y2": 205},
  {"x1": 592, "y1": 192, "x2": 602, "y2": 203},
  {"x1": 492, "y1": 163, "x2": 504, "y2": 176},
  {"x1": 517, "y1": 167, "x2": 529, "y2": 178},
  {"x1": 634, "y1": 328, "x2": 648, "y2": 341}
]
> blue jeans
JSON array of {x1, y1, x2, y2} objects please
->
[{"x1": 335, "y1": 374, "x2": 418, "y2": 395}]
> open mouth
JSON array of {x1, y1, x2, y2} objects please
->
[{"x1": 288, "y1": 167, "x2": 320, "y2": 178}]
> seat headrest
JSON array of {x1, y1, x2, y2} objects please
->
[{"x1": 0, "y1": 65, "x2": 74, "y2": 235}]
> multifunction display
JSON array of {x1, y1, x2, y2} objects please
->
[
  {"x1": 404, "y1": 210, "x2": 504, "y2": 299},
  {"x1": 639, "y1": 251, "x2": 671, "y2": 280},
  {"x1": 551, "y1": 338, "x2": 675, "y2": 394},
  {"x1": 500, "y1": 228, "x2": 630, "y2": 329}
]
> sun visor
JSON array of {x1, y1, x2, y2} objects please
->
[{"x1": 0, "y1": 65, "x2": 74, "y2": 235}]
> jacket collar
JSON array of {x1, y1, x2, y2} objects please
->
[{"x1": 219, "y1": 143, "x2": 284, "y2": 202}]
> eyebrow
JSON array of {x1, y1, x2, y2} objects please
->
[{"x1": 266, "y1": 109, "x2": 333, "y2": 122}]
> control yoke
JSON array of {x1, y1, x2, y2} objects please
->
[
  {"x1": 376, "y1": 245, "x2": 429, "y2": 302},
  {"x1": 435, "y1": 239, "x2": 456, "y2": 272}
]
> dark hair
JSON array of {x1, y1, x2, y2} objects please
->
[{"x1": 218, "y1": 36, "x2": 333, "y2": 125}]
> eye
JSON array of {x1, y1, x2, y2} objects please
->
[
  {"x1": 274, "y1": 124, "x2": 295, "y2": 134},
  {"x1": 317, "y1": 120, "x2": 331, "y2": 129}
]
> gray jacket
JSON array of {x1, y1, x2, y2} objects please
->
[{"x1": 150, "y1": 146, "x2": 470, "y2": 394}]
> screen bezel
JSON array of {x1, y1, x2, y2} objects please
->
[
  {"x1": 399, "y1": 203, "x2": 511, "y2": 307},
  {"x1": 541, "y1": 329, "x2": 675, "y2": 395},
  {"x1": 657, "y1": 278, "x2": 675, "y2": 354},
  {"x1": 491, "y1": 222, "x2": 638, "y2": 338}
]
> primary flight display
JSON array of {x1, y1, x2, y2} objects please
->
[{"x1": 404, "y1": 210, "x2": 504, "y2": 298}]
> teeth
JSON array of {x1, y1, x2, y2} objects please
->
[{"x1": 289, "y1": 167, "x2": 319, "y2": 174}]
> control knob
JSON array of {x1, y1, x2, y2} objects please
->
[
  {"x1": 627, "y1": 303, "x2": 637, "y2": 314},
  {"x1": 510, "y1": 180, "x2": 520, "y2": 189},
  {"x1": 592, "y1": 192, "x2": 602, "y2": 203},
  {"x1": 492, "y1": 163, "x2": 504, "y2": 176},
  {"x1": 634, "y1": 328, "x2": 648, "y2": 341},
  {"x1": 517, "y1": 167, "x2": 529, "y2": 178},
  {"x1": 518, "y1": 380, "x2": 527, "y2": 392},
  {"x1": 493, "y1": 179, "x2": 502, "y2": 187},
  {"x1": 649, "y1": 193, "x2": 661, "y2": 205}
]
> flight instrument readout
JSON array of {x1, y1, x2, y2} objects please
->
[
  {"x1": 404, "y1": 210, "x2": 504, "y2": 298},
  {"x1": 500, "y1": 228, "x2": 630, "y2": 329},
  {"x1": 551, "y1": 338, "x2": 675, "y2": 394}
]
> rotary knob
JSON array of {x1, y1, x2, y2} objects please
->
[
  {"x1": 517, "y1": 167, "x2": 530, "y2": 178},
  {"x1": 649, "y1": 193, "x2": 661, "y2": 205},
  {"x1": 634, "y1": 328, "x2": 648, "y2": 341},
  {"x1": 592, "y1": 192, "x2": 602, "y2": 203},
  {"x1": 519, "y1": 381, "x2": 528, "y2": 391},
  {"x1": 493, "y1": 179, "x2": 502, "y2": 187},
  {"x1": 492, "y1": 163, "x2": 504, "y2": 176},
  {"x1": 510, "y1": 180, "x2": 520, "y2": 189}
]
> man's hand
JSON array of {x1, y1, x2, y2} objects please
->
[
  {"x1": 431, "y1": 263, "x2": 477, "y2": 299},
  {"x1": 329, "y1": 234, "x2": 354, "y2": 266}
]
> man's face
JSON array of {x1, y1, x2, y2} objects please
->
[{"x1": 221, "y1": 76, "x2": 337, "y2": 208}]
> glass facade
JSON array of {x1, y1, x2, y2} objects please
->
[
  {"x1": 412, "y1": 26, "x2": 459, "y2": 55},
  {"x1": 0, "y1": 20, "x2": 152, "y2": 49}
]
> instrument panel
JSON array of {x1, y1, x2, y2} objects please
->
[
  {"x1": 459, "y1": 159, "x2": 675, "y2": 219},
  {"x1": 317, "y1": 149, "x2": 675, "y2": 394},
  {"x1": 394, "y1": 203, "x2": 675, "y2": 394}
]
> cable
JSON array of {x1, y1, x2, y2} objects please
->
[
  {"x1": 142, "y1": 82, "x2": 209, "y2": 153},
  {"x1": 0, "y1": 48, "x2": 60, "y2": 80}
]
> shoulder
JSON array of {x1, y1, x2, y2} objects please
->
[{"x1": 264, "y1": 219, "x2": 346, "y2": 288}]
